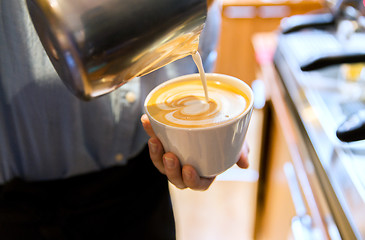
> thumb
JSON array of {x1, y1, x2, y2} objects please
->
[{"x1": 141, "y1": 114, "x2": 157, "y2": 138}]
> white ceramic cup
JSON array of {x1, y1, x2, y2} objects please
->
[{"x1": 144, "y1": 73, "x2": 254, "y2": 177}]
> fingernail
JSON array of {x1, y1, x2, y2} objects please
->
[
  {"x1": 164, "y1": 156, "x2": 175, "y2": 169},
  {"x1": 141, "y1": 115, "x2": 148, "y2": 126},
  {"x1": 148, "y1": 140, "x2": 158, "y2": 154}
]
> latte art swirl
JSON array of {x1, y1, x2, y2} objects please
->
[
  {"x1": 163, "y1": 95, "x2": 219, "y2": 126},
  {"x1": 147, "y1": 79, "x2": 248, "y2": 128}
]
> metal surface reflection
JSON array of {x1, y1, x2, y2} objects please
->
[{"x1": 26, "y1": 0, "x2": 207, "y2": 100}]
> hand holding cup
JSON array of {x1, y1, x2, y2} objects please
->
[
  {"x1": 142, "y1": 73, "x2": 254, "y2": 190},
  {"x1": 141, "y1": 114, "x2": 250, "y2": 191}
]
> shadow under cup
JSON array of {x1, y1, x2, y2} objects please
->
[{"x1": 144, "y1": 73, "x2": 254, "y2": 177}]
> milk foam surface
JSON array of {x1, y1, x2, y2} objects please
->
[{"x1": 147, "y1": 79, "x2": 248, "y2": 128}]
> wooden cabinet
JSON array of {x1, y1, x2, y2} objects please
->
[
  {"x1": 215, "y1": 0, "x2": 325, "y2": 86},
  {"x1": 254, "y1": 108, "x2": 297, "y2": 240}
]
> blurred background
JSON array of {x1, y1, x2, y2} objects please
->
[{"x1": 170, "y1": 0, "x2": 365, "y2": 239}]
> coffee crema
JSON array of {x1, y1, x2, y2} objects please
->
[{"x1": 146, "y1": 78, "x2": 249, "y2": 128}]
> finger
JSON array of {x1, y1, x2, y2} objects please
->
[
  {"x1": 141, "y1": 114, "x2": 156, "y2": 138},
  {"x1": 237, "y1": 153, "x2": 249, "y2": 169},
  {"x1": 182, "y1": 165, "x2": 215, "y2": 191},
  {"x1": 237, "y1": 141, "x2": 250, "y2": 169},
  {"x1": 163, "y1": 153, "x2": 187, "y2": 189},
  {"x1": 148, "y1": 138, "x2": 165, "y2": 174}
]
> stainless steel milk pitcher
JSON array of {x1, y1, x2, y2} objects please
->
[{"x1": 26, "y1": 0, "x2": 207, "y2": 100}]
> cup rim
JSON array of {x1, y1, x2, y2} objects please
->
[{"x1": 144, "y1": 73, "x2": 254, "y2": 131}]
